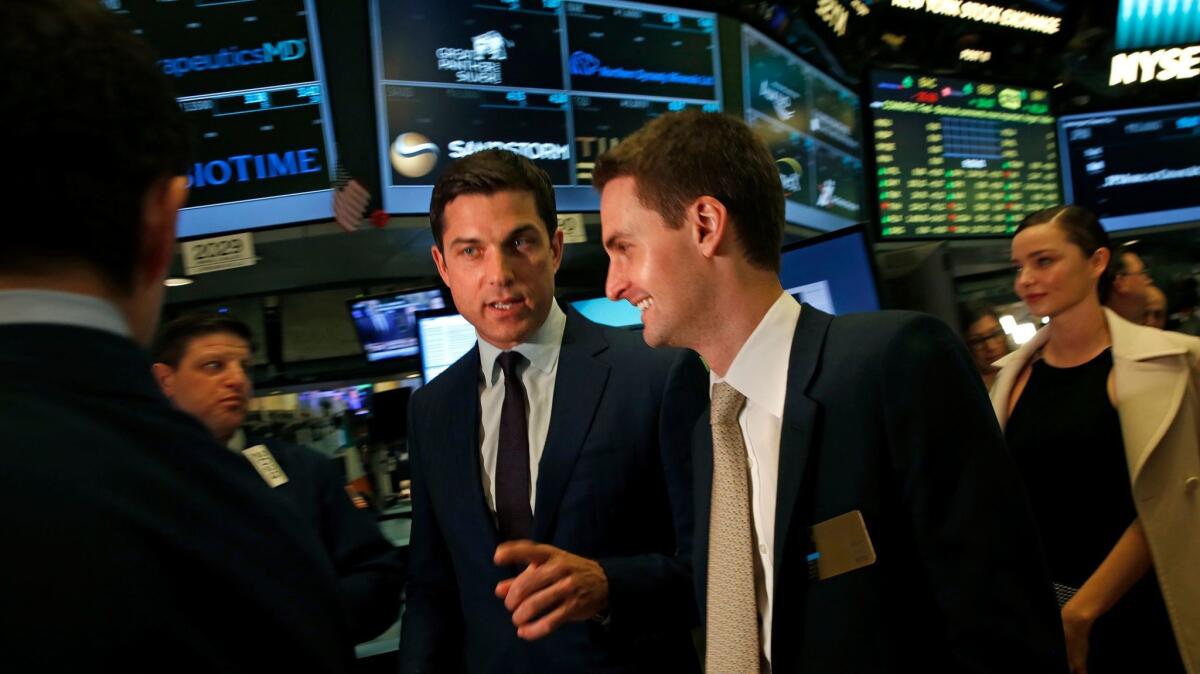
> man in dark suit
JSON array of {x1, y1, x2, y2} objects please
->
[
  {"x1": 151, "y1": 312, "x2": 406, "y2": 644},
  {"x1": 595, "y1": 111, "x2": 1066, "y2": 673},
  {"x1": 0, "y1": 2, "x2": 350, "y2": 670},
  {"x1": 399, "y1": 150, "x2": 708, "y2": 673}
]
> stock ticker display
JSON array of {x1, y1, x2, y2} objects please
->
[
  {"x1": 869, "y1": 72, "x2": 1060, "y2": 238},
  {"x1": 371, "y1": 0, "x2": 721, "y2": 213},
  {"x1": 742, "y1": 25, "x2": 863, "y2": 231},
  {"x1": 1059, "y1": 102, "x2": 1200, "y2": 233},
  {"x1": 112, "y1": 0, "x2": 338, "y2": 237}
]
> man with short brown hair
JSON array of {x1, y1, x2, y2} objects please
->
[{"x1": 596, "y1": 110, "x2": 1065, "y2": 673}]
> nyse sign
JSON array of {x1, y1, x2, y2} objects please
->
[{"x1": 1109, "y1": 45, "x2": 1200, "y2": 85}]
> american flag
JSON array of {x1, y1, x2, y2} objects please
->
[{"x1": 332, "y1": 159, "x2": 371, "y2": 233}]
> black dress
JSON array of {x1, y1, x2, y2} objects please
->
[{"x1": 1007, "y1": 348, "x2": 1183, "y2": 673}]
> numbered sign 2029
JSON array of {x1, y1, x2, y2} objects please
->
[{"x1": 182, "y1": 232, "x2": 256, "y2": 276}]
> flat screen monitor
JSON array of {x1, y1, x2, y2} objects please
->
[
  {"x1": 369, "y1": 0, "x2": 722, "y2": 214},
  {"x1": 297, "y1": 383, "x2": 373, "y2": 415},
  {"x1": 868, "y1": 71, "x2": 1060, "y2": 238},
  {"x1": 416, "y1": 310, "x2": 478, "y2": 383},
  {"x1": 779, "y1": 225, "x2": 880, "y2": 314},
  {"x1": 741, "y1": 25, "x2": 865, "y2": 231},
  {"x1": 347, "y1": 288, "x2": 446, "y2": 362},
  {"x1": 110, "y1": 0, "x2": 339, "y2": 238},
  {"x1": 570, "y1": 297, "x2": 642, "y2": 327},
  {"x1": 1058, "y1": 101, "x2": 1200, "y2": 233}
]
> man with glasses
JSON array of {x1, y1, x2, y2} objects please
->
[
  {"x1": 959, "y1": 304, "x2": 1011, "y2": 391},
  {"x1": 1107, "y1": 250, "x2": 1152, "y2": 323}
]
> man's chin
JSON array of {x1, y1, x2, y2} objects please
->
[
  {"x1": 212, "y1": 415, "x2": 247, "y2": 443},
  {"x1": 479, "y1": 319, "x2": 539, "y2": 348},
  {"x1": 640, "y1": 326, "x2": 669, "y2": 349}
]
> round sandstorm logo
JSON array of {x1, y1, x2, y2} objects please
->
[{"x1": 390, "y1": 132, "x2": 439, "y2": 178}]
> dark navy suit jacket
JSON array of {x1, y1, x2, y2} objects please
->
[
  {"x1": 0, "y1": 324, "x2": 352, "y2": 672},
  {"x1": 248, "y1": 436, "x2": 405, "y2": 643},
  {"x1": 692, "y1": 307, "x2": 1068, "y2": 673},
  {"x1": 399, "y1": 307, "x2": 708, "y2": 673}
]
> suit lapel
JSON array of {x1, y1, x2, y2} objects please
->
[
  {"x1": 533, "y1": 310, "x2": 610, "y2": 542},
  {"x1": 439, "y1": 346, "x2": 500, "y2": 551},
  {"x1": 773, "y1": 306, "x2": 831, "y2": 590},
  {"x1": 1107, "y1": 310, "x2": 1190, "y2": 482},
  {"x1": 993, "y1": 310, "x2": 1192, "y2": 483}
]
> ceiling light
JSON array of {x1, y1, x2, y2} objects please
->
[
  {"x1": 1012, "y1": 322, "x2": 1038, "y2": 345},
  {"x1": 163, "y1": 277, "x2": 193, "y2": 287}
]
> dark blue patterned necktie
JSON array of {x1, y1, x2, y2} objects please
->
[{"x1": 495, "y1": 351, "x2": 533, "y2": 541}]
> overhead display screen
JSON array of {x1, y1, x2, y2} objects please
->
[
  {"x1": 565, "y1": 2, "x2": 718, "y2": 100},
  {"x1": 111, "y1": 0, "x2": 338, "y2": 239},
  {"x1": 569, "y1": 296, "x2": 643, "y2": 327},
  {"x1": 779, "y1": 226, "x2": 880, "y2": 315},
  {"x1": 416, "y1": 311, "x2": 477, "y2": 383},
  {"x1": 741, "y1": 25, "x2": 864, "y2": 231},
  {"x1": 1059, "y1": 101, "x2": 1200, "y2": 233},
  {"x1": 347, "y1": 288, "x2": 446, "y2": 362},
  {"x1": 869, "y1": 71, "x2": 1059, "y2": 238},
  {"x1": 371, "y1": 0, "x2": 721, "y2": 214}
]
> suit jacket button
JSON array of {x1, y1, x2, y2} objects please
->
[{"x1": 1186, "y1": 476, "x2": 1200, "y2": 494}]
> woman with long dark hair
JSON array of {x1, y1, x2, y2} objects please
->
[{"x1": 990, "y1": 205, "x2": 1200, "y2": 674}]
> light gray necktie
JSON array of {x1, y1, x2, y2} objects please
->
[{"x1": 705, "y1": 382, "x2": 762, "y2": 674}]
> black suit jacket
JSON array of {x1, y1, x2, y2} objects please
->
[
  {"x1": 693, "y1": 308, "x2": 1066, "y2": 673},
  {"x1": 400, "y1": 307, "x2": 708, "y2": 674},
  {"x1": 249, "y1": 436, "x2": 405, "y2": 643},
  {"x1": 0, "y1": 324, "x2": 353, "y2": 672}
]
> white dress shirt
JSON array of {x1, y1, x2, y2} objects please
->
[
  {"x1": 0, "y1": 289, "x2": 131, "y2": 337},
  {"x1": 476, "y1": 301, "x2": 567, "y2": 516},
  {"x1": 709, "y1": 291, "x2": 801, "y2": 666}
]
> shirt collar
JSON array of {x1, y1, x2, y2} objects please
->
[
  {"x1": 0, "y1": 289, "x2": 131, "y2": 338},
  {"x1": 226, "y1": 428, "x2": 247, "y2": 453},
  {"x1": 710, "y1": 292, "x2": 801, "y2": 420},
  {"x1": 478, "y1": 300, "x2": 567, "y2": 386}
]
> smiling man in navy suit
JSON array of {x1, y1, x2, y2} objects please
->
[
  {"x1": 595, "y1": 111, "x2": 1066, "y2": 673},
  {"x1": 399, "y1": 149, "x2": 707, "y2": 673}
]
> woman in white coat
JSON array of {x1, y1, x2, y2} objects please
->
[{"x1": 991, "y1": 205, "x2": 1199, "y2": 674}]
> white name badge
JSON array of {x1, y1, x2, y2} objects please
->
[{"x1": 242, "y1": 444, "x2": 289, "y2": 488}]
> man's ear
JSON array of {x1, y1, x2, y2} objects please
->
[
  {"x1": 549, "y1": 226, "x2": 565, "y2": 272},
  {"x1": 431, "y1": 244, "x2": 451, "y2": 288},
  {"x1": 690, "y1": 196, "x2": 730, "y2": 260},
  {"x1": 140, "y1": 176, "x2": 189, "y2": 286},
  {"x1": 151, "y1": 362, "x2": 176, "y2": 399}
]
